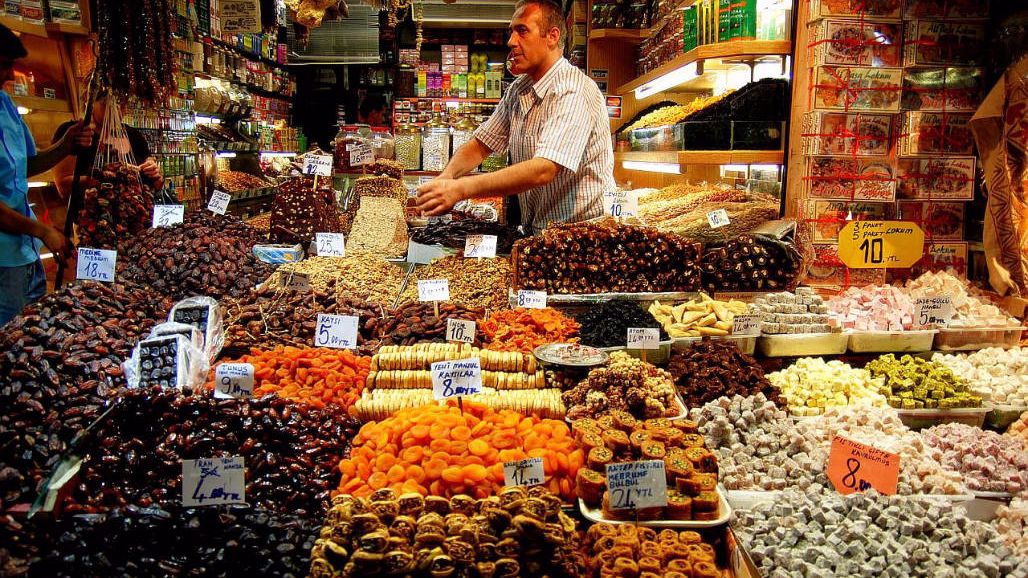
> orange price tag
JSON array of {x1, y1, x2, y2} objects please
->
[{"x1": 826, "y1": 435, "x2": 900, "y2": 496}]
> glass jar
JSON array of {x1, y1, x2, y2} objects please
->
[
  {"x1": 395, "y1": 123, "x2": 421, "y2": 170},
  {"x1": 422, "y1": 114, "x2": 451, "y2": 172},
  {"x1": 333, "y1": 125, "x2": 371, "y2": 172},
  {"x1": 371, "y1": 128, "x2": 395, "y2": 160},
  {"x1": 450, "y1": 115, "x2": 476, "y2": 159}
]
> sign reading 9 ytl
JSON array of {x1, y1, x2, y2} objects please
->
[{"x1": 838, "y1": 221, "x2": 925, "y2": 269}]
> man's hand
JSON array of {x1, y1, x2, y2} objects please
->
[
  {"x1": 64, "y1": 121, "x2": 96, "y2": 152},
  {"x1": 416, "y1": 178, "x2": 466, "y2": 216},
  {"x1": 39, "y1": 225, "x2": 72, "y2": 262},
  {"x1": 138, "y1": 157, "x2": 161, "y2": 179}
]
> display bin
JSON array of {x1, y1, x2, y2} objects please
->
[
  {"x1": 507, "y1": 289, "x2": 702, "y2": 317},
  {"x1": 730, "y1": 120, "x2": 786, "y2": 150},
  {"x1": 984, "y1": 405, "x2": 1027, "y2": 431},
  {"x1": 846, "y1": 330, "x2": 938, "y2": 353},
  {"x1": 597, "y1": 341, "x2": 674, "y2": 365},
  {"x1": 672, "y1": 121, "x2": 731, "y2": 150},
  {"x1": 895, "y1": 407, "x2": 989, "y2": 430},
  {"x1": 933, "y1": 326, "x2": 1023, "y2": 351},
  {"x1": 728, "y1": 79, "x2": 791, "y2": 121},
  {"x1": 757, "y1": 332, "x2": 848, "y2": 357},
  {"x1": 671, "y1": 335, "x2": 757, "y2": 356},
  {"x1": 579, "y1": 485, "x2": 733, "y2": 528},
  {"x1": 628, "y1": 126, "x2": 676, "y2": 151}
]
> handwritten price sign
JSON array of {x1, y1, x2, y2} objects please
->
[
  {"x1": 503, "y1": 457, "x2": 545, "y2": 488},
  {"x1": 418, "y1": 279, "x2": 450, "y2": 302},
  {"x1": 626, "y1": 327, "x2": 660, "y2": 350},
  {"x1": 464, "y1": 234, "x2": 497, "y2": 259},
  {"x1": 207, "y1": 190, "x2": 231, "y2": 215},
  {"x1": 838, "y1": 221, "x2": 925, "y2": 269},
  {"x1": 915, "y1": 296, "x2": 954, "y2": 327},
  {"x1": 731, "y1": 315, "x2": 762, "y2": 336},
  {"x1": 602, "y1": 190, "x2": 638, "y2": 219},
  {"x1": 76, "y1": 248, "x2": 117, "y2": 282},
  {"x1": 315, "y1": 232, "x2": 346, "y2": 257},
  {"x1": 516, "y1": 290, "x2": 547, "y2": 309},
  {"x1": 446, "y1": 318, "x2": 475, "y2": 344},
  {"x1": 303, "y1": 154, "x2": 333, "y2": 176},
  {"x1": 431, "y1": 358, "x2": 482, "y2": 400},
  {"x1": 605, "y1": 460, "x2": 668, "y2": 510},
  {"x1": 214, "y1": 363, "x2": 254, "y2": 399},
  {"x1": 314, "y1": 314, "x2": 359, "y2": 349},
  {"x1": 152, "y1": 204, "x2": 184, "y2": 228},
  {"x1": 182, "y1": 456, "x2": 246, "y2": 507},
  {"x1": 706, "y1": 208, "x2": 731, "y2": 229},
  {"x1": 827, "y1": 435, "x2": 899, "y2": 496}
]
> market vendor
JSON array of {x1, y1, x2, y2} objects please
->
[
  {"x1": 415, "y1": 0, "x2": 614, "y2": 234},
  {"x1": 0, "y1": 24, "x2": 93, "y2": 326},
  {"x1": 52, "y1": 89, "x2": 164, "y2": 198}
]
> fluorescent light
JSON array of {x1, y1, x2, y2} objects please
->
[
  {"x1": 17, "y1": 106, "x2": 30, "y2": 115},
  {"x1": 195, "y1": 115, "x2": 220, "y2": 124},
  {"x1": 27, "y1": 181, "x2": 48, "y2": 188},
  {"x1": 261, "y1": 151, "x2": 297, "y2": 157},
  {"x1": 217, "y1": 152, "x2": 237, "y2": 158},
  {"x1": 635, "y1": 62, "x2": 698, "y2": 99},
  {"x1": 39, "y1": 252, "x2": 53, "y2": 260},
  {"x1": 622, "y1": 160, "x2": 681, "y2": 174},
  {"x1": 721, "y1": 164, "x2": 750, "y2": 173}
]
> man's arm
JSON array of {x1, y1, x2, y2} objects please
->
[
  {"x1": 28, "y1": 122, "x2": 92, "y2": 176},
  {"x1": 439, "y1": 137, "x2": 492, "y2": 180},
  {"x1": 416, "y1": 156, "x2": 560, "y2": 216},
  {"x1": 0, "y1": 203, "x2": 71, "y2": 260}
]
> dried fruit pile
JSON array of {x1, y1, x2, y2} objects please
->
[
  {"x1": 577, "y1": 299, "x2": 669, "y2": 348},
  {"x1": 480, "y1": 307, "x2": 580, "y2": 353},
  {"x1": 668, "y1": 339, "x2": 784, "y2": 408},
  {"x1": 270, "y1": 176, "x2": 343, "y2": 245},
  {"x1": 77, "y1": 163, "x2": 154, "y2": 250},
  {"x1": 95, "y1": 0, "x2": 175, "y2": 104},
  {"x1": 376, "y1": 302, "x2": 485, "y2": 346},
  {"x1": 562, "y1": 351, "x2": 680, "y2": 421},
  {"x1": 410, "y1": 215, "x2": 526, "y2": 254}
]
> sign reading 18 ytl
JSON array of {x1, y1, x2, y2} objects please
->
[{"x1": 838, "y1": 221, "x2": 925, "y2": 269}]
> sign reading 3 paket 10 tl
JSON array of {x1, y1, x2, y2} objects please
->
[{"x1": 838, "y1": 221, "x2": 925, "y2": 269}]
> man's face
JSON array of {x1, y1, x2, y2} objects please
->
[
  {"x1": 0, "y1": 57, "x2": 19, "y2": 85},
  {"x1": 507, "y1": 4, "x2": 557, "y2": 77}
]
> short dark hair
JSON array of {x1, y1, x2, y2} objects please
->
[
  {"x1": 514, "y1": 0, "x2": 567, "y2": 49},
  {"x1": 0, "y1": 24, "x2": 27, "y2": 60},
  {"x1": 359, "y1": 93, "x2": 387, "y2": 119}
]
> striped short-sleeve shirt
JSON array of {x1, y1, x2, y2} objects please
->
[{"x1": 474, "y1": 57, "x2": 614, "y2": 233}]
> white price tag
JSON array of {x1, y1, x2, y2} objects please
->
[
  {"x1": 214, "y1": 363, "x2": 254, "y2": 399},
  {"x1": 76, "y1": 248, "x2": 117, "y2": 282},
  {"x1": 315, "y1": 232, "x2": 346, "y2": 257},
  {"x1": 731, "y1": 314, "x2": 762, "y2": 336},
  {"x1": 915, "y1": 296, "x2": 954, "y2": 327},
  {"x1": 314, "y1": 314, "x2": 359, "y2": 349},
  {"x1": 152, "y1": 204, "x2": 185, "y2": 228},
  {"x1": 207, "y1": 190, "x2": 231, "y2": 215},
  {"x1": 516, "y1": 290, "x2": 547, "y2": 309},
  {"x1": 286, "y1": 271, "x2": 310, "y2": 290},
  {"x1": 303, "y1": 153, "x2": 333, "y2": 176},
  {"x1": 446, "y1": 318, "x2": 476, "y2": 344},
  {"x1": 603, "y1": 190, "x2": 638, "y2": 218},
  {"x1": 605, "y1": 460, "x2": 668, "y2": 510},
  {"x1": 418, "y1": 279, "x2": 450, "y2": 302},
  {"x1": 503, "y1": 457, "x2": 545, "y2": 488},
  {"x1": 349, "y1": 144, "x2": 375, "y2": 167},
  {"x1": 707, "y1": 208, "x2": 731, "y2": 229},
  {"x1": 431, "y1": 358, "x2": 483, "y2": 399},
  {"x1": 626, "y1": 327, "x2": 660, "y2": 350},
  {"x1": 182, "y1": 456, "x2": 246, "y2": 507},
  {"x1": 464, "y1": 234, "x2": 498, "y2": 259},
  {"x1": 427, "y1": 214, "x2": 453, "y2": 225}
]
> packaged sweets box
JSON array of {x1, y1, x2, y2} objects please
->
[
  {"x1": 804, "y1": 199, "x2": 890, "y2": 243},
  {"x1": 808, "y1": 0, "x2": 901, "y2": 21},
  {"x1": 897, "y1": 112, "x2": 974, "y2": 156},
  {"x1": 806, "y1": 156, "x2": 897, "y2": 202},
  {"x1": 901, "y1": 67, "x2": 983, "y2": 112},
  {"x1": 802, "y1": 112, "x2": 893, "y2": 156},
  {"x1": 812, "y1": 66, "x2": 902, "y2": 112},
  {"x1": 808, "y1": 19, "x2": 901, "y2": 67},
  {"x1": 903, "y1": 21, "x2": 986, "y2": 67},
  {"x1": 903, "y1": 0, "x2": 989, "y2": 20},
  {"x1": 806, "y1": 243, "x2": 887, "y2": 289},
  {"x1": 895, "y1": 201, "x2": 965, "y2": 241},
  {"x1": 896, "y1": 157, "x2": 975, "y2": 201}
]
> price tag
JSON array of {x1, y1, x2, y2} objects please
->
[
  {"x1": 286, "y1": 271, "x2": 310, "y2": 290},
  {"x1": 827, "y1": 435, "x2": 899, "y2": 496},
  {"x1": 464, "y1": 234, "x2": 498, "y2": 259},
  {"x1": 626, "y1": 327, "x2": 660, "y2": 350},
  {"x1": 605, "y1": 460, "x2": 668, "y2": 510},
  {"x1": 431, "y1": 358, "x2": 483, "y2": 399},
  {"x1": 427, "y1": 214, "x2": 453, "y2": 225},
  {"x1": 315, "y1": 232, "x2": 346, "y2": 257},
  {"x1": 152, "y1": 204, "x2": 185, "y2": 228},
  {"x1": 418, "y1": 279, "x2": 450, "y2": 302},
  {"x1": 446, "y1": 318, "x2": 476, "y2": 344},
  {"x1": 516, "y1": 290, "x2": 547, "y2": 309},
  {"x1": 314, "y1": 314, "x2": 359, "y2": 349},
  {"x1": 76, "y1": 248, "x2": 116, "y2": 282},
  {"x1": 914, "y1": 296, "x2": 954, "y2": 327},
  {"x1": 838, "y1": 221, "x2": 926, "y2": 269},
  {"x1": 214, "y1": 363, "x2": 254, "y2": 399},
  {"x1": 303, "y1": 153, "x2": 333, "y2": 176},
  {"x1": 207, "y1": 190, "x2": 231, "y2": 215},
  {"x1": 602, "y1": 190, "x2": 638, "y2": 218},
  {"x1": 349, "y1": 144, "x2": 374, "y2": 167},
  {"x1": 731, "y1": 314, "x2": 762, "y2": 336},
  {"x1": 707, "y1": 208, "x2": 731, "y2": 229},
  {"x1": 503, "y1": 457, "x2": 545, "y2": 488},
  {"x1": 182, "y1": 456, "x2": 246, "y2": 507}
]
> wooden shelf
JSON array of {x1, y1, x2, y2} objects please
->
[
  {"x1": 588, "y1": 28, "x2": 649, "y2": 42},
  {"x1": 616, "y1": 149, "x2": 784, "y2": 168},
  {"x1": 616, "y1": 40, "x2": 792, "y2": 95},
  {"x1": 45, "y1": 22, "x2": 88, "y2": 35},
  {"x1": 0, "y1": 16, "x2": 87, "y2": 37},
  {"x1": 13, "y1": 95, "x2": 72, "y2": 113}
]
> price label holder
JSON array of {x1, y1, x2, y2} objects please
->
[
  {"x1": 627, "y1": 327, "x2": 660, "y2": 350},
  {"x1": 153, "y1": 204, "x2": 185, "y2": 228},
  {"x1": 838, "y1": 221, "x2": 926, "y2": 269},
  {"x1": 707, "y1": 208, "x2": 731, "y2": 229},
  {"x1": 406, "y1": 241, "x2": 447, "y2": 265},
  {"x1": 602, "y1": 190, "x2": 638, "y2": 219},
  {"x1": 76, "y1": 248, "x2": 117, "y2": 282},
  {"x1": 418, "y1": 279, "x2": 450, "y2": 302},
  {"x1": 303, "y1": 153, "x2": 333, "y2": 176},
  {"x1": 516, "y1": 290, "x2": 547, "y2": 309},
  {"x1": 214, "y1": 363, "x2": 254, "y2": 399},
  {"x1": 731, "y1": 314, "x2": 762, "y2": 336},
  {"x1": 503, "y1": 457, "x2": 545, "y2": 488},
  {"x1": 464, "y1": 234, "x2": 498, "y2": 259},
  {"x1": 285, "y1": 271, "x2": 310, "y2": 290},
  {"x1": 182, "y1": 456, "x2": 246, "y2": 507},
  {"x1": 914, "y1": 296, "x2": 954, "y2": 327},
  {"x1": 315, "y1": 232, "x2": 346, "y2": 257},
  {"x1": 314, "y1": 314, "x2": 359, "y2": 349},
  {"x1": 605, "y1": 460, "x2": 668, "y2": 511},
  {"x1": 827, "y1": 435, "x2": 899, "y2": 496},
  {"x1": 207, "y1": 190, "x2": 231, "y2": 215},
  {"x1": 446, "y1": 318, "x2": 476, "y2": 344},
  {"x1": 431, "y1": 358, "x2": 483, "y2": 400},
  {"x1": 349, "y1": 144, "x2": 374, "y2": 167}
]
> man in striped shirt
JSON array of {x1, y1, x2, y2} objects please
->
[{"x1": 415, "y1": 0, "x2": 614, "y2": 234}]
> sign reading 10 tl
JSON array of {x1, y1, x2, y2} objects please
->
[{"x1": 838, "y1": 221, "x2": 925, "y2": 269}]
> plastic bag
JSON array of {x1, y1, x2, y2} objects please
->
[
  {"x1": 124, "y1": 333, "x2": 207, "y2": 390},
  {"x1": 168, "y1": 296, "x2": 224, "y2": 363}
]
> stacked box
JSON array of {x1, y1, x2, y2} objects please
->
[
  {"x1": 811, "y1": 66, "x2": 903, "y2": 112},
  {"x1": 902, "y1": 21, "x2": 985, "y2": 67},
  {"x1": 903, "y1": 0, "x2": 989, "y2": 19},
  {"x1": 895, "y1": 201, "x2": 965, "y2": 240},
  {"x1": 901, "y1": 67, "x2": 982, "y2": 111},
  {"x1": 806, "y1": 157, "x2": 897, "y2": 202},
  {"x1": 809, "y1": 19, "x2": 902, "y2": 67},
  {"x1": 808, "y1": 0, "x2": 901, "y2": 21},
  {"x1": 806, "y1": 200, "x2": 891, "y2": 243},
  {"x1": 896, "y1": 157, "x2": 975, "y2": 201},
  {"x1": 802, "y1": 112, "x2": 893, "y2": 156},
  {"x1": 807, "y1": 243, "x2": 887, "y2": 288},
  {"x1": 897, "y1": 111, "x2": 974, "y2": 156}
]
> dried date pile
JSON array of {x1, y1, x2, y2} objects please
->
[
  {"x1": 270, "y1": 176, "x2": 343, "y2": 245},
  {"x1": 700, "y1": 233, "x2": 802, "y2": 293},
  {"x1": 0, "y1": 281, "x2": 170, "y2": 508},
  {"x1": 376, "y1": 302, "x2": 485, "y2": 346},
  {"x1": 667, "y1": 339, "x2": 784, "y2": 408},
  {"x1": 118, "y1": 213, "x2": 274, "y2": 300},
  {"x1": 28, "y1": 504, "x2": 317, "y2": 578},
  {"x1": 512, "y1": 222, "x2": 702, "y2": 294},
  {"x1": 63, "y1": 388, "x2": 360, "y2": 517},
  {"x1": 576, "y1": 299, "x2": 669, "y2": 348},
  {"x1": 77, "y1": 163, "x2": 154, "y2": 250}
]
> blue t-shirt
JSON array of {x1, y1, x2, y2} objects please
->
[{"x1": 0, "y1": 90, "x2": 38, "y2": 267}]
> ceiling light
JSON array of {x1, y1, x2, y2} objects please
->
[
  {"x1": 17, "y1": 106, "x2": 30, "y2": 115},
  {"x1": 27, "y1": 181, "x2": 49, "y2": 188},
  {"x1": 217, "y1": 152, "x2": 237, "y2": 158},
  {"x1": 634, "y1": 62, "x2": 698, "y2": 99},
  {"x1": 622, "y1": 160, "x2": 681, "y2": 174}
]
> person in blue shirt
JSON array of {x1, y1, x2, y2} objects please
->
[{"x1": 0, "y1": 23, "x2": 93, "y2": 326}]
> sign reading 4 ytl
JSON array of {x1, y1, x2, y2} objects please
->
[{"x1": 838, "y1": 221, "x2": 925, "y2": 269}]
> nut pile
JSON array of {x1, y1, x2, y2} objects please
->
[
  {"x1": 638, "y1": 185, "x2": 748, "y2": 224},
  {"x1": 583, "y1": 525, "x2": 726, "y2": 578},
  {"x1": 348, "y1": 196, "x2": 409, "y2": 257},
  {"x1": 118, "y1": 213, "x2": 274, "y2": 300},
  {"x1": 376, "y1": 302, "x2": 485, "y2": 346},
  {"x1": 64, "y1": 387, "x2": 360, "y2": 517},
  {"x1": 512, "y1": 222, "x2": 702, "y2": 294},
  {"x1": 270, "y1": 176, "x2": 343, "y2": 245},
  {"x1": 402, "y1": 256, "x2": 510, "y2": 311},
  {"x1": 311, "y1": 488, "x2": 586, "y2": 578},
  {"x1": 921, "y1": 423, "x2": 1028, "y2": 493},
  {"x1": 933, "y1": 347, "x2": 1028, "y2": 406},
  {"x1": 667, "y1": 339, "x2": 784, "y2": 408},
  {"x1": 563, "y1": 351, "x2": 680, "y2": 421},
  {"x1": 271, "y1": 253, "x2": 404, "y2": 307},
  {"x1": 866, "y1": 353, "x2": 982, "y2": 409},
  {"x1": 648, "y1": 293, "x2": 748, "y2": 338},
  {"x1": 768, "y1": 357, "x2": 888, "y2": 416},
  {"x1": 410, "y1": 216, "x2": 526, "y2": 254},
  {"x1": 78, "y1": 163, "x2": 154, "y2": 250},
  {"x1": 577, "y1": 300, "x2": 669, "y2": 348},
  {"x1": 700, "y1": 234, "x2": 802, "y2": 293},
  {"x1": 750, "y1": 289, "x2": 837, "y2": 334}
]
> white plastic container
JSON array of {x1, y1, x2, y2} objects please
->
[
  {"x1": 933, "y1": 326, "x2": 1023, "y2": 351},
  {"x1": 847, "y1": 329, "x2": 937, "y2": 353},
  {"x1": 579, "y1": 487, "x2": 732, "y2": 528},
  {"x1": 758, "y1": 332, "x2": 848, "y2": 357},
  {"x1": 895, "y1": 407, "x2": 989, "y2": 430}
]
